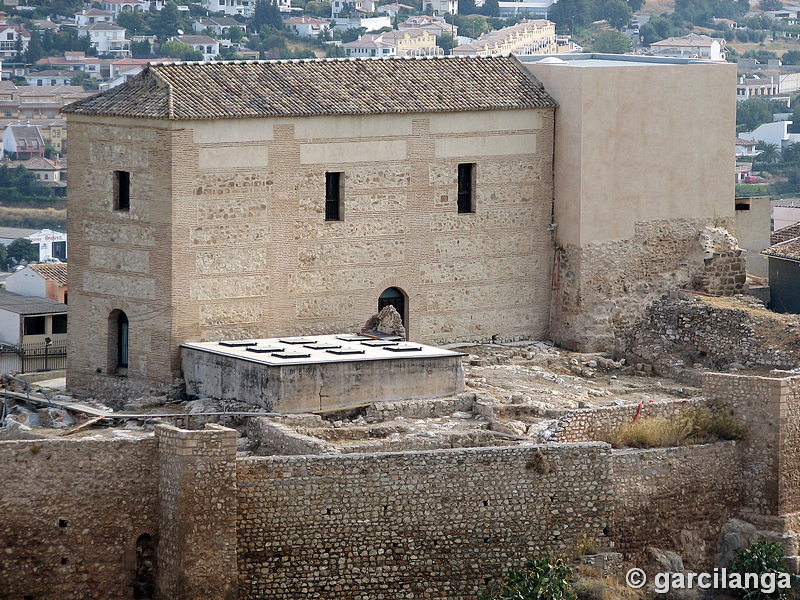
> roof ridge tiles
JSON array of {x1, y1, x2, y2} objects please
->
[{"x1": 64, "y1": 56, "x2": 555, "y2": 120}]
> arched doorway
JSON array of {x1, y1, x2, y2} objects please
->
[
  {"x1": 133, "y1": 533, "x2": 156, "y2": 599},
  {"x1": 108, "y1": 310, "x2": 129, "y2": 374},
  {"x1": 378, "y1": 287, "x2": 405, "y2": 325}
]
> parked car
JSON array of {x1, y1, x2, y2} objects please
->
[{"x1": 744, "y1": 176, "x2": 765, "y2": 183}]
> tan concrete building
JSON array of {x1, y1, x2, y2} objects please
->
[
  {"x1": 64, "y1": 57, "x2": 557, "y2": 398},
  {"x1": 523, "y1": 54, "x2": 736, "y2": 351}
]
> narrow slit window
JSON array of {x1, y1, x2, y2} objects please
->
[
  {"x1": 325, "y1": 172, "x2": 342, "y2": 221},
  {"x1": 114, "y1": 170, "x2": 130, "y2": 211},
  {"x1": 457, "y1": 163, "x2": 474, "y2": 213}
]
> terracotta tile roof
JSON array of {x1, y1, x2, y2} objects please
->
[
  {"x1": 763, "y1": 236, "x2": 800, "y2": 261},
  {"x1": 63, "y1": 56, "x2": 555, "y2": 120},
  {"x1": 29, "y1": 263, "x2": 67, "y2": 286},
  {"x1": 771, "y1": 222, "x2": 800, "y2": 245}
]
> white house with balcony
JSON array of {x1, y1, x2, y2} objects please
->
[
  {"x1": 341, "y1": 33, "x2": 397, "y2": 57},
  {"x1": 74, "y1": 8, "x2": 113, "y2": 27},
  {"x1": 173, "y1": 35, "x2": 220, "y2": 60},
  {"x1": 283, "y1": 17, "x2": 330, "y2": 37},
  {"x1": 100, "y1": 0, "x2": 149, "y2": 15},
  {"x1": 0, "y1": 21, "x2": 29, "y2": 59},
  {"x1": 79, "y1": 23, "x2": 130, "y2": 57}
]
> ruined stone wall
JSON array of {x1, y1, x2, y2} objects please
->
[
  {"x1": 550, "y1": 219, "x2": 742, "y2": 353},
  {"x1": 68, "y1": 108, "x2": 555, "y2": 399},
  {"x1": 626, "y1": 296, "x2": 800, "y2": 374},
  {"x1": 549, "y1": 398, "x2": 708, "y2": 444},
  {"x1": 0, "y1": 436, "x2": 159, "y2": 599},
  {"x1": 236, "y1": 444, "x2": 613, "y2": 599},
  {"x1": 611, "y1": 442, "x2": 741, "y2": 568}
]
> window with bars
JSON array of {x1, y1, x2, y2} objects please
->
[
  {"x1": 325, "y1": 172, "x2": 342, "y2": 221},
  {"x1": 457, "y1": 163, "x2": 474, "y2": 213}
]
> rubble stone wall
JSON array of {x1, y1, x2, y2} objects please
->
[
  {"x1": 236, "y1": 444, "x2": 613, "y2": 599},
  {"x1": 549, "y1": 398, "x2": 708, "y2": 444},
  {"x1": 626, "y1": 296, "x2": 800, "y2": 374},
  {"x1": 0, "y1": 436, "x2": 159, "y2": 599},
  {"x1": 611, "y1": 442, "x2": 741, "y2": 568},
  {"x1": 550, "y1": 219, "x2": 742, "y2": 353}
]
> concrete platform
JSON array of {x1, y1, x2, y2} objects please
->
[{"x1": 181, "y1": 335, "x2": 466, "y2": 413}]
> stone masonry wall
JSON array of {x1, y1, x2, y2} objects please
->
[
  {"x1": 704, "y1": 372, "x2": 783, "y2": 517},
  {"x1": 551, "y1": 219, "x2": 741, "y2": 353},
  {"x1": 0, "y1": 436, "x2": 159, "y2": 599},
  {"x1": 611, "y1": 442, "x2": 741, "y2": 568},
  {"x1": 626, "y1": 296, "x2": 800, "y2": 375},
  {"x1": 236, "y1": 444, "x2": 613, "y2": 600},
  {"x1": 156, "y1": 423, "x2": 239, "y2": 600},
  {"x1": 68, "y1": 108, "x2": 555, "y2": 400},
  {"x1": 67, "y1": 118, "x2": 178, "y2": 402},
  {"x1": 549, "y1": 398, "x2": 708, "y2": 444}
]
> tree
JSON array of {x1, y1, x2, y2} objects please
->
[
  {"x1": 784, "y1": 142, "x2": 800, "y2": 162},
  {"x1": 596, "y1": 0, "x2": 632, "y2": 28},
  {"x1": 736, "y1": 98, "x2": 772, "y2": 132},
  {"x1": 457, "y1": 0, "x2": 477, "y2": 14},
  {"x1": 227, "y1": 25, "x2": 244, "y2": 42},
  {"x1": 436, "y1": 32, "x2": 456, "y2": 53},
  {"x1": 116, "y1": 10, "x2": 147, "y2": 35},
  {"x1": 131, "y1": 39, "x2": 153, "y2": 58},
  {"x1": 783, "y1": 49, "x2": 800, "y2": 65},
  {"x1": 253, "y1": 0, "x2": 282, "y2": 31},
  {"x1": 71, "y1": 71, "x2": 99, "y2": 90},
  {"x1": 152, "y1": 1, "x2": 187, "y2": 41},
  {"x1": 759, "y1": 0, "x2": 782, "y2": 10},
  {"x1": 592, "y1": 29, "x2": 632, "y2": 53},
  {"x1": 24, "y1": 30, "x2": 44, "y2": 63},
  {"x1": 160, "y1": 40, "x2": 204, "y2": 60},
  {"x1": 756, "y1": 141, "x2": 780, "y2": 164},
  {"x1": 7, "y1": 238, "x2": 39, "y2": 265},
  {"x1": 480, "y1": 0, "x2": 500, "y2": 16}
]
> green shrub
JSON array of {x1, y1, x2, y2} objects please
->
[
  {"x1": 729, "y1": 541, "x2": 789, "y2": 600},
  {"x1": 482, "y1": 557, "x2": 576, "y2": 600}
]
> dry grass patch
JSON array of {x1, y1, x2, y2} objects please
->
[{"x1": 608, "y1": 407, "x2": 747, "y2": 449}]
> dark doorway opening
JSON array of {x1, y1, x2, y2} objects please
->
[
  {"x1": 133, "y1": 534, "x2": 156, "y2": 599},
  {"x1": 378, "y1": 287, "x2": 405, "y2": 325}
]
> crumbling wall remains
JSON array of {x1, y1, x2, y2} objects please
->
[
  {"x1": 625, "y1": 295, "x2": 800, "y2": 374},
  {"x1": 548, "y1": 398, "x2": 708, "y2": 444},
  {"x1": 612, "y1": 442, "x2": 741, "y2": 568},
  {"x1": 551, "y1": 219, "x2": 744, "y2": 353}
]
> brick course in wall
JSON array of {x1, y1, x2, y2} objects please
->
[{"x1": 67, "y1": 109, "x2": 555, "y2": 400}]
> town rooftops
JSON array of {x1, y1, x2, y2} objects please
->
[
  {"x1": 650, "y1": 33, "x2": 724, "y2": 48},
  {"x1": 762, "y1": 236, "x2": 800, "y2": 261},
  {"x1": 0, "y1": 288, "x2": 66, "y2": 315},
  {"x1": 63, "y1": 56, "x2": 556, "y2": 120},
  {"x1": 771, "y1": 223, "x2": 800, "y2": 245}
]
